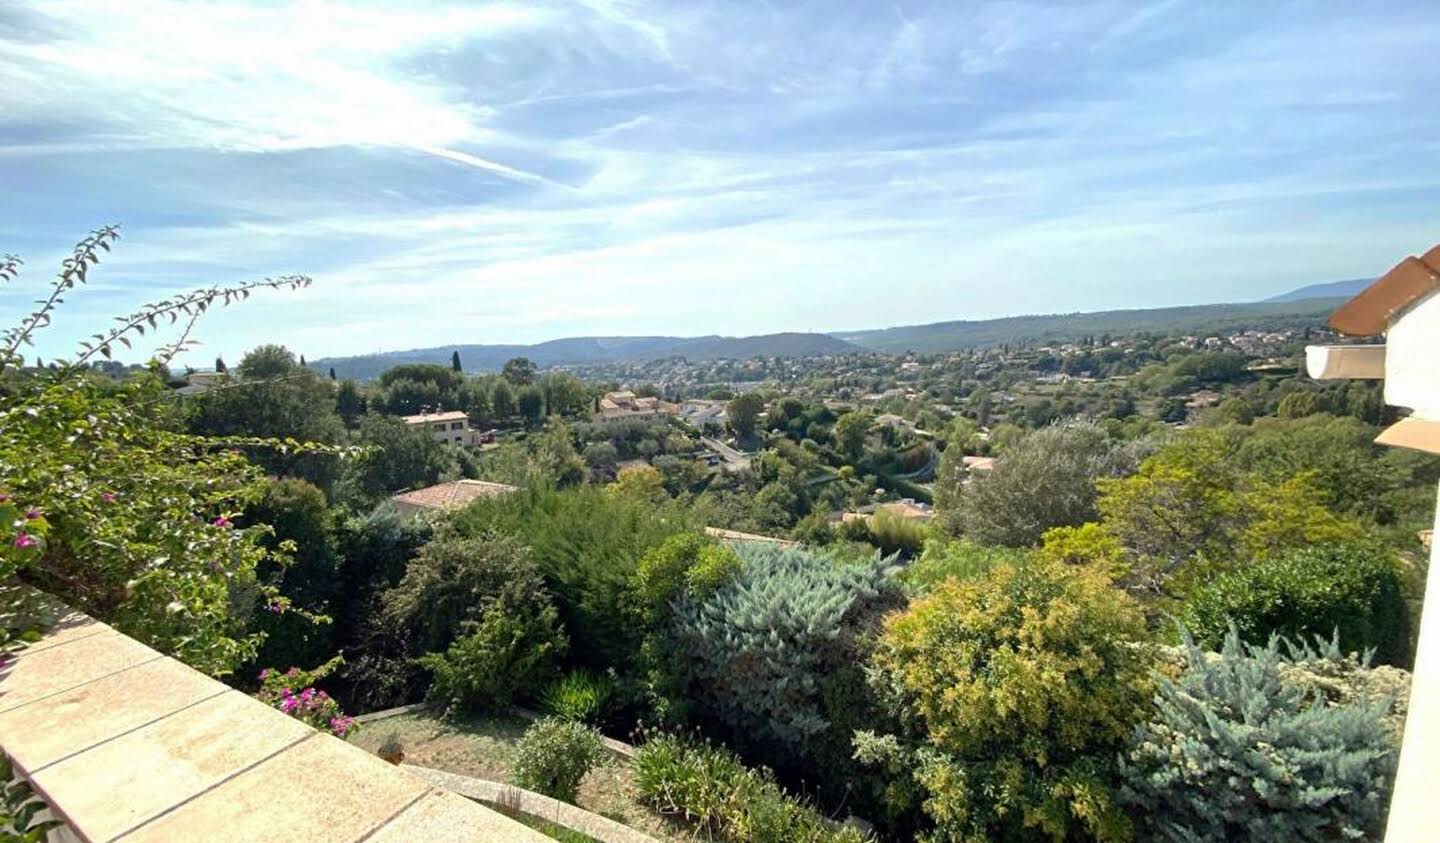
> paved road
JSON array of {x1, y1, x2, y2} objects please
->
[{"x1": 701, "y1": 437, "x2": 752, "y2": 471}]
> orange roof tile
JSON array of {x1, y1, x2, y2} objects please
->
[
  {"x1": 391, "y1": 479, "x2": 518, "y2": 511},
  {"x1": 1329, "y1": 245, "x2": 1440, "y2": 336}
]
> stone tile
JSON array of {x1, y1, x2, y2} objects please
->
[
  {"x1": 367, "y1": 789, "x2": 551, "y2": 843},
  {"x1": 32, "y1": 691, "x2": 312, "y2": 843},
  {"x1": 119, "y1": 733, "x2": 430, "y2": 843},
  {"x1": 0, "y1": 630, "x2": 158, "y2": 714},
  {"x1": 0, "y1": 657, "x2": 228, "y2": 772},
  {"x1": 17, "y1": 609, "x2": 109, "y2": 654},
  {"x1": 0, "y1": 586, "x2": 106, "y2": 654}
]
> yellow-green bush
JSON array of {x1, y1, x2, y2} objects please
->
[{"x1": 859, "y1": 558, "x2": 1151, "y2": 842}]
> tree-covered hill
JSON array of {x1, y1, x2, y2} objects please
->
[
  {"x1": 312, "y1": 332, "x2": 863, "y2": 380},
  {"x1": 834, "y1": 298, "x2": 1345, "y2": 354}
]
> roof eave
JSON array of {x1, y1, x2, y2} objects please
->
[{"x1": 1328, "y1": 246, "x2": 1440, "y2": 336}]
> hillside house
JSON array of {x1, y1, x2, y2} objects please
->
[
  {"x1": 402, "y1": 410, "x2": 482, "y2": 447},
  {"x1": 1306, "y1": 243, "x2": 1440, "y2": 842},
  {"x1": 593, "y1": 390, "x2": 678, "y2": 424},
  {"x1": 391, "y1": 479, "x2": 518, "y2": 516},
  {"x1": 679, "y1": 399, "x2": 728, "y2": 428}
]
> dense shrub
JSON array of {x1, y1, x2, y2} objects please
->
[
  {"x1": 449, "y1": 486, "x2": 695, "y2": 669},
  {"x1": 383, "y1": 536, "x2": 567, "y2": 712},
  {"x1": 421, "y1": 604, "x2": 567, "y2": 713},
  {"x1": 1182, "y1": 543, "x2": 1410, "y2": 666},
  {"x1": 383, "y1": 535, "x2": 555, "y2": 653},
  {"x1": 511, "y1": 717, "x2": 605, "y2": 804},
  {"x1": 859, "y1": 558, "x2": 1151, "y2": 842},
  {"x1": 1094, "y1": 430, "x2": 1364, "y2": 595},
  {"x1": 539, "y1": 670, "x2": 617, "y2": 726},
  {"x1": 937, "y1": 421, "x2": 1143, "y2": 547},
  {"x1": 670, "y1": 544, "x2": 901, "y2": 755},
  {"x1": 246, "y1": 478, "x2": 339, "y2": 671},
  {"x1": 331, "y1": 504, "x2": 432, "y2": 650},
  {"x1": 632, "y1": 735, "x2": 871, "y2": 843},
  {"x1": 898, "y1": 537, "x2": 1027, "y2": 592},
  {"x1": 631, "y1": 532, "x2": 742, "y2": 623},
  {"x1": 0, "y1": 230, "x2": 324, "y2": 675},
  {"x1": 1120, "y1": 629, "x2": 1399, "y2": 841}
]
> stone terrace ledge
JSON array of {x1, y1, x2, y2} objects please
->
[{"x1": 0, "y1": 590, "x2": 548, "y2": 843}]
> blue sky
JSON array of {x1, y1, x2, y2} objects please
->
[{"x1": 3, "y1": 0, "x2": 1439, "y2": 365}]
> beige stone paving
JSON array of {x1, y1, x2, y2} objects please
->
[
  {"x1": 1, "y1": 589, "x2": 547, "y2": 843},
  {"x1": 32, "y1": 691, "x2": 311, "y2": 842}
]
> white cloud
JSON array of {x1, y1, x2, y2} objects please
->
[{"x1": 3, "y1": 0, "x2": 1440, "y2": 365}]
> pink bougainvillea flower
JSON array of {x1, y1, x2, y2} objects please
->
[
  {"x1": 280, "y1": 697, "x2": 298, "y2": 713},
  {"x1": 0, "y1": 493, "x2": 9, "y2": 503},
  {"x1": 259, "y1": 668, "x2": 272, "y2": 680},
  {"x1": 211, "y1": 515, "x2": 233, "y2": 528},
  {"x1": 24, "y1": 508, "x2": 40, "y2": 520},
  {"x1": 100, "y1": 491, "x2": 117, "y2": 503},
  {"x1": 12, "y1": 534, "x2": 37, "y2": 549}
]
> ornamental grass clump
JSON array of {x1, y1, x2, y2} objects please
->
[
  {"x1": 1119, "y1": 627, "x2": 1399, "y2": 842},
  {"x1": 632, "y1": 734, "x2": 871, "y2": 843},
  {"x1": 539, "y1": 670, "x2": 616, "y2": 726}
]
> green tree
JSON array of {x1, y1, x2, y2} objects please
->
[
  {"x1": 941, "y1": 421, "x2": 1141, "y2": 546},
  {"x1": 538, "y1": 372, "x2": 590, "y2": 418},
  {"x1": 1277, "y1": 390, "x2": 1323, "y2": 419},
  {"x1": 339, "y1": 414, "x2": 449, "y2": 507},
  {"x1": 833, "y1": 411, "x2": 872, "y2": 461},
  {"x1": 517, "y1": 384, "x2": 545, "y2": 426},
  {"x1": 728, "y1": 392, "x2": 765, "y2": 438},
  {"x1": 246, "y1": 478, "x2": 339, "y2": 670},
  {"x1": 503, "y1": 356, "x2": 537, "y2": 386},
  {"x1": 608, "y1": 463, "x2": 666, "y2": 502},
  {"x1": 238, "y1": 343, "x2": 299, "y2": 379},
  {"x1": 450, "y1": 350, "x2": 462, "y2": 372},
  {"x1": 187, "y1": 345, "x2": 346, "y2": 495},
  {"x1": 1216, "y1": 396, "x2": 1254, "y2": 425},
  {"x1": 1182, "y1": 543, "x2": 1411, "y2": 666},
  {"x1": 491, "y1": 378, "x2": 516, "y2": 419},
  {"x1": 335, "y1": 379, "x2": 365, "y2": 429},
  {"x1": 1094, "y1": 429, "x2": 1364, "y2": 596}
]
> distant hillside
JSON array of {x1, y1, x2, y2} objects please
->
[
  {"x1": 311, "y1": 332, "x2": 861, "y2": 380},
  {"x1": 1264, "y1": 278, "x2": 1370, "y2": 303},
  {"x1": 836, "y1": 298, "x2": 1343, "y2": 355}
]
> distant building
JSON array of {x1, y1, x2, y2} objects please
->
[
  {"x1": 874, "y1": 413, "x2": 917, "y2": 433},
  {"x1": 1185, "y1": 389, "x2": 1222, "y2": 410},
  {"x1": 839, "y1": 498, "x2": 935, "y2": 524},
  {"x1": 391, "y1": 479, "x2": 518, "y2": 516},
  {"x1": 704, "y1": 526, "x2": 797, "y2": 547},
  {"x1": 679, "y1": 399, "x2": 728, "y2": 428},
  {"x1": 593, "y1": 391, "x2": 679, "y2": 424},
  {"x1": 173, "y1": 370, "x2": 226, "y2": 397},
  {"x1": 961, "y1": 455, "x2": 998, "y2": 473},
  {"x1": 402, "y1": 410, "x2": 480, "y2": 447}
]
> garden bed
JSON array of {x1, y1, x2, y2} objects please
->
[{"x1": 350, "y1": 712, "x2": 697, "y2": 842}]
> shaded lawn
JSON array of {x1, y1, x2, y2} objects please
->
[{"x1": 351, "y1": 712, "x2": 697, "y2": 842}]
